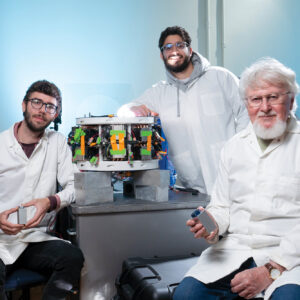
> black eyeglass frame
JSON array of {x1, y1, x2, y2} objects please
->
[
  {"x1": 26, "y1": 98, "x2": 58, "y2": 115},
  {"x1": 160, "y1": 41, "x2": 189, "y2": 52}
]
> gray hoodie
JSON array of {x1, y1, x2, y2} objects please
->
[{"x1": 165, "y1": 52, "x2": 210, "y2": 116}]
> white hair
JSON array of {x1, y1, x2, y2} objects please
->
[{"x1": 239, "y1": 57, "x2": 299, "y2": 112}]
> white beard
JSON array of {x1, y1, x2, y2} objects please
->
[{"x1": 253, "y1": 117, "x2": 287, "y2": 139}]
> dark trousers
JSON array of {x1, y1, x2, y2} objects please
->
[{"x1": 0, "y1": 240, "x2": 84, "y2": 300}]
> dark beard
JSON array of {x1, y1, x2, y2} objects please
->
[
  {"x1": 23, "y1": 109, "x2": 51, "y2": 133},
  {"x1": 163, "y1": 55, "x2": 190, "y2": 73}
]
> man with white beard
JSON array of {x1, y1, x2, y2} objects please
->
[{"x1": 173, "y1": 58, "x2": 300, "y2": 300}]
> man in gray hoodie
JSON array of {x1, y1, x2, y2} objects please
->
[{"x1": 117, "y1": 26, "x2": 249, "y2": 195}]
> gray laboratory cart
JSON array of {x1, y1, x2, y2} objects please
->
[{"x1": 71, "y1": 191, "x2": 210, "y2": 300}]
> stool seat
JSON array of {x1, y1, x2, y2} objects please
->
[
  {"x1": 5, "y1": 268, "x2": 47, "y2": 294},
  {"x1": 5, "y1": 268, "x2": 47, "y2": 291}
]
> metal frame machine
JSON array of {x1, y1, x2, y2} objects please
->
[{"x1": 68, "y1": 115, "x2": 169, "y2": 204}]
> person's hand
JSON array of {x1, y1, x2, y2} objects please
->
[
  {"x1": 0, "y1": 207, "x2": 24, "y2": 235},
  {"x1": 23, "y1": 198, "x2": 51, "y2": 229},
  {"x1": 231, "y1": 266, "x2": 273, "y2": 299},
  {"x1": 186, "y1": 207, "x2": 219, "y2": 243},
  {"x1": 130, "y1": 105, "x2": 159, "y2": 117}
]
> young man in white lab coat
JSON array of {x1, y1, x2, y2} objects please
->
[
  {"x1": 118, "y1": 26, "x2": 249, "y2": 195},
  {"x1": 173, "y1": 58, "x2": 300, "y2": 300},
  {"x1": 0, "y1": 80, "x2": 84, "y2": 300}
]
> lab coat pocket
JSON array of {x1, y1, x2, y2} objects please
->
[
  {"x1": 272, "y1": 175, "x2": 300, "y2": 214},
  {"x1": 200, "y1": 92, "x2": 225, "y2": 116}
]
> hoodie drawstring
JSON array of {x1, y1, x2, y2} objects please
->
[{"x1": 177, "y1": 86, "x2": 180, "y2": 117}]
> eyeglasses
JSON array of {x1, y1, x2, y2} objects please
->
[
  {"x1": 160, "y1": 41, "x2": 189, "y2": 52},
  {"x1": 245, "y1": 92, "x2": 291, "y2": 107},
  {"x1": 27, "y1": 98, "x2": 58, "y2": 114}
]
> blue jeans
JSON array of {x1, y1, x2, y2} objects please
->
[
  {"x1": 173, "y1": 257, "x2": 300, "y2": 300},
  {"x1": 271, "y1": 284, "x2": 300, "y2": 299},
  {"x1": 1, "y1": 240, "x2": 84, "y2": 300}
]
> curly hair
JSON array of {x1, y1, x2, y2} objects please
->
[
  {"x1": 158, "y1": 26, "x2": 192, "y2": 51},
  {"x1": 23, "y1": 80, "x2": 62, "y2": 111}
]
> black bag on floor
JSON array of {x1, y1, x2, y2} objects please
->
[{"x1": 114, "y1": 254, "x2": 199, "y2": 300}]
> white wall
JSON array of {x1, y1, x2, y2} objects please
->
[
  {"x1": 3, "y1": 0, "x2": 299, "y2": 134},
  {"x1": 221, "y1": 0, "x2": 300, "y2": 115},
  {"x1": 0, "y1": 0, "x2": 199, "y2": 135},
  {"x1": 223, "y1": 0, "x2": 300, "y2": 76}
]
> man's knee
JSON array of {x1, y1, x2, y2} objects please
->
[
  {"x1": 271, "y1": 284, "x2": 300, "y2": 300},
  {"x1": 56, "y1": 242, "x2": 84, "y2": 271},
  {"x1": 173, "y1": 277, "x2": 207, "y2": 300},
  {"x1": 67, "y1": 245, "x2": 84, "y2": 269}
]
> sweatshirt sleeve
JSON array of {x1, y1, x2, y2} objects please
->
[
  {"x1": 117, "y1": 84, "x2": 162, "y2": 117},
  {"x1": 219, "y1": 69, "x2": 250, "y2": 132}
]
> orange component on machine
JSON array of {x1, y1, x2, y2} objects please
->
[
  {"x1": 80, "y1": 135, "x2": 85, "y2": 156},
  {"x1": 110, "y1": 131, "x2": 125, "y2": 152},
  {"x1": 147, "y1": 135, "x2": 151, "y2": 152}
]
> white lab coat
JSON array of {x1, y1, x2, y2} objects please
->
[
  {"x1": 0, "y1": 125, "x2": 75, "y2": 264},
  {"x1": 118, "y1": 64, "x2": 249, "y2": 195},
  {"x1": 186, "y1": 116, "x2": 300, "y2": 299}
]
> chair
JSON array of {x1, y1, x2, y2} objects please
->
[
  {"x1": 4, "y1": 208, "x2": 79, "y2": 300},
  {"x1": 5, "y1": 268, "x2": 47, "y2": 300}
]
